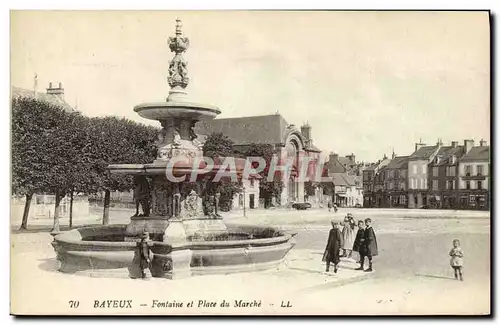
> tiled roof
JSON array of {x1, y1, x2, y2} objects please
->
[
  {"x1": 409, "y1": 145, "x2": 439, "y2": 160},
  {"x1": 11, "y1": 86, "x2": 75, "y2": 113},
  {"x1": 342, "y1": 174, "x2": 356, "y2": 186},
  {"x1": 461, "y1": 146, "x2": 490, "y2": 162},
  {"x1": 338, "y1": 156, "x2": 356, "y2": 168},
  {"x1": 330, "y1": 173, "x2": 349, "y2": 187},
  {"x1": 195, "y1": 114, "x2": 289, "y2": 146},
  {"x1": 386, "y1": 156, "x2": 409, "y2": 169},
  {"x1": 433, "y1": 146, "x2": 466, "y2": 166}
]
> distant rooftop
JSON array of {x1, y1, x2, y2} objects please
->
[
  {"x1": 11, "y1": 85, "x2": 75, "y2": 113},
  {"x1": 461, "y1": 146, "x2": 490, "y2": 162}
]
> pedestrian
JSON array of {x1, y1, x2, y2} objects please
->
[
  {"x1": 342, "y1": 214, "x2": 356, "y2": 258},
  {"x1": 449, "y1": 239, "x2": 464, "y2": 281},
  {"x1": 333, "y1": 203, "x2": 338, "y2": 213},
  {"x1": 322, "y1": 220, "x2": 344, "y2": 273},
  {"x1": 356, "y1": 218, "x2": 378, "y2": 272},
  {"x1": 353, "y1": 219, "x2": 365, "y2": 263},
  {"x1": 138, "y1": 232, "x2": 153, "y2": 278},
  {"x1": 328, "y1": 201, "x2": 332, "y2": 212}
]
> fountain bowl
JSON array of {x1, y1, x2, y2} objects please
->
[
  {"x1": 51, "y1": 222, "x2": 296, "y2": 279},
  {"x1": 134, "y1": 101, "x2": 221, "y2": 121}
]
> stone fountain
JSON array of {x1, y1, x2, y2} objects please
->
[{"x1": 51, "y1": 20, "x2": 296, "y2": 279}]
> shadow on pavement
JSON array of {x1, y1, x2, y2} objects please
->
[{"x1": 415, "y1": 273, "x2": 456, "y2": 281}]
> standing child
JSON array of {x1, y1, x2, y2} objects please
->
[
  {"x1": 449, "y1": 239, "x2": 464, "y2": 281},
  {"x1": 342, "y1": 214, "x2": 356, "y2": 258},
  {"x1": 353, "y1": 220, "x2": 365, "y2": 263},
  {"x1": 323, "y1": 220, "x2": 343, "y2": 273},
  {"x1": 356, "y1": 218, "x2": 378, "y2": 272}
]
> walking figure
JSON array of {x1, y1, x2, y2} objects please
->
[
  {"x1": 328, "y1": 201, "x2": 332, "y2": 212},
  {"x1": 449, "y1": 239, "x2": 464, "y2": 281},
  {"x1": 323, "y1": 220, "x2": 343, "y2": 273},
  {"x1": 356, "y1": 218, "x2": 378, "y2": 272},
  {"x1": 333, "y1": 203, "x2": 338, "y2": 213}
]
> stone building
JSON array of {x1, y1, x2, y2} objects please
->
[
  {"x1": 362, "y1": 156, "x2": 391, "y2": 208},
  {"x1": 384, "y1": 154, "x2": 409, "y2": 208},
  {"x1": 196, "y1": 114, "x2": 322, "y2": 208},
  {"x1": 427, "y1": 141, "x2": 465, "y2": 209},
  {"x1": 407, "y1": 141, "x2": 441, "y2": 208},
  {"x1": 457, "y1": 140, "x2": 490, "y2": 210}
]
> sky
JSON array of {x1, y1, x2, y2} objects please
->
[{"x1": 10, "y1": 11, "x2": 490, "y2": 162}]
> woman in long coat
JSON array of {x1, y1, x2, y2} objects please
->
[{"x1": 323, "y1": 221, "x2": 343, "y2": 273}]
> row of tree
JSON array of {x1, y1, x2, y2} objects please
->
[
  {"x1": 12, "y1": 97, "x2": 158, "y2": 230},
  {"x1": 12, "y1": 97, "x2": 287, "y2": 230}
]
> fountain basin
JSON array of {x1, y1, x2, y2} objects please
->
[
  {"x1": 134, "y1": 102, "x2": 221, "y2": 121},
  {"x1": 51, "y1": 223, "x2": 296, "y2": 279}
]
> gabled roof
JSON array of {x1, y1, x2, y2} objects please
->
[
  {"x1": 338, "y1": 156, "x2": 356, "y2": 167},
  {"x1": 11, "y1": 86, "x2": 75, "y2": 113},
  {"x1": 432, "y1": 146, "x2": 466, "y2": 166},
  {"x1": 409, "y1": 145, "x2": 439, "y2": 160},
  {"x1": 195, "y1": 114, "x2": 289, "y2": 146},
  {"x1": 330, "y1": 173, "x2": 349, "y2": 186},
  {"x1": 461, "y1": 146, "x2": 490, "y2": 162},
  {"x1": 386, "y1": 156, "x2": 409, "y2": 169}
]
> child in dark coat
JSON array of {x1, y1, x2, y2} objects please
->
[
  {"x1": 353, "y1": 220, "x2": 365, "y2": 263},
  {"x1": 323, "y1": 220, "x2": 344, "y2": 273},
  {"x1": 355, "y1": 218, "x2": 378, "y2": 272}
]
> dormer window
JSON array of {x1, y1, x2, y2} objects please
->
[{"x1": 435, "y1": 155, "x2": 442, "y2": 164}]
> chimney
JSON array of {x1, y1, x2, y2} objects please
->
[
  {"x1": 383, "y1": 154, "x2": 388, "y2": 160},
  {"x1": 464, "y1": 139, "x2": 475, "y2": 153},
  {"x1": 480, "y1": 139, "x2": 487, "y2": 147},
  {"x1": 346, "y1": 153, "x2": 355, "y2": 163},
  {"x1": 329, "y1": 152, "x2": 338, "y2": 163},
  {"x1": 392, "y1": 151, "x2": 396, "y2": 159},
  {"x1": 451, "y1": 141, "x2": 458, "y2": 148},
  {"x1": 46, "y1": 81, "x2": 65, "y2": 100},
  {"x1": 436, "y1": 138, "x2": 443, "y2": 146}
]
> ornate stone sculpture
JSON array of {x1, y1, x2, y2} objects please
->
[
  {"x1": 183, "y1": 190, "x2": 200, "y2": 219},
  {"x1": 173, "y1": 129, "x2": 182, "y2": 147},
  {"x1": 167, "y1": 19, "x2": 190, "y2": 89},
  {"x1": 132, "y1": 176, "x2": 151, "y2": 217}
]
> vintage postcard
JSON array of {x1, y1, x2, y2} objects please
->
[{"x1": 10, "y1": 10, "x2": 491, "y2": 315}]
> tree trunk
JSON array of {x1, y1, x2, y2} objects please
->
[
  {"x1": 69, "y1": 190, "x2": 74, "y2": 229},
  {"x1": 19, "y1": 193, "x2": 33, "y2": 230},
  {"x1": 102, "y1": 189, "x2": 110, "y2": 225},
  {"x1": 51, "y1": 190, "x2": 62, "y2": 233}
]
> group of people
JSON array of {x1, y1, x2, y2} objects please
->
[{"x1": 323, "y1": 214, "x2": 378, "y2": 274}]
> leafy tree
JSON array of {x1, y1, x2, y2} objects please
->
[
  {"x1": 202, "y1": 132, "x2": 242, "y2": 211},
  {"x1": 12, "y1": 97, "x2": 57, "y2": 230},
  {"x1": 86, "y1": 116, "x2": 158, "y2": 225}
]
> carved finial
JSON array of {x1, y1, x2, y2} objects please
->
[
  {"x1": 175, "y1": 18, "x2": 182, "y2": 36},
  {"x1": 167, "y1": 19, "x2": 190, "y2": 90}
]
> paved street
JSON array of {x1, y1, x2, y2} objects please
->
[{"x1": 10, "y1": 207, "x2": 490, "y2": 315}]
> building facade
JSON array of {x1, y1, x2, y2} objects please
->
[
  {"x1": 196, "y1": 114, "x2": 322, "y2": 207},
  {"x1": 407, "y1": 142, "x2": 441, "y2": 208},
  {"x1": 384, "y1": 154, "x2": 409, "y2": 208},
  {"x1": 457, "y1": 140, "x2": 490, "y2": 210}
]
